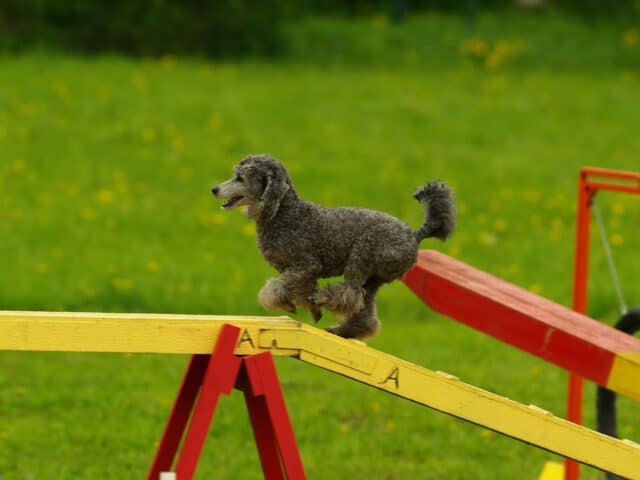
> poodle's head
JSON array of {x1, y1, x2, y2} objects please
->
[{"x1": 212, "y1": 154, "x2": 293, "y2": 222}]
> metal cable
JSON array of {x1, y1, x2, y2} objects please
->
[{"x1": 593, "y1": 198, "x2": 628, "y2": 315}]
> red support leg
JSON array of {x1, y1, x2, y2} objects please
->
[
  {"x1": 242, "y1": 382, "x2": 286, "y2": 480},
  {"x1": 147, "y1": 354, "x2": 210, "y2": 480},
  {"x1": 175, "y1": 325, "x2": 242, "y2": 479},
  {"x1": 148, "y1": 324, "x2": 306, "y2": 480},
  {"x1": 243, "y1": 353, "x2": 306, "y2": 480},
  {"x1": 147, "y1": 324, "x2": 241, "y2": 480}
]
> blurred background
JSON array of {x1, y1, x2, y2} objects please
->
[{"x1": 0, "y1": 1, "x2": 639, "y2": 478}]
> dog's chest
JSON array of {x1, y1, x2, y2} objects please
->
[
  {"x1": 254, "y1": 201, "x2": 336, "y2": 273},
  {"x1": 256, "y1": 223, "x2": 298, "y2": 271}
]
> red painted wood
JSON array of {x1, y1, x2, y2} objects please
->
[
  {"x1": 147, "y1": 354, "x2": 209, "y2": 480},
  {"x1": 243, "y1": 387, "x2": 286, "y2": 480},
  {"x1": 149, "y1": 325, "x2": 306, "y2": 479},
  {"x1": 244, "y1": 353, "x2": 307, "y2": 480},
  {"x1": 175, "y1": 324, "x2": 242, "y2": 479},
  {"x1": 565, "y1": 171, "x2": 594, "y2": 480},
  {"x1": 403, "y1": 250, "x2": 640, "y2": 388}
]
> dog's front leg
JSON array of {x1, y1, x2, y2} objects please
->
[
  {"x1": 258, "y1": 267, "x2": 321, "y2": 320},
  {"x1": 258, "y1": 276, "x2": 297, "y2": 314}
]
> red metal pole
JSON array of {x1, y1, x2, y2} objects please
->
[{"x1": 566, "y1": 170, "x2": 595, "y2": 480}]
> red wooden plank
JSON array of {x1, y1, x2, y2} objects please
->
[{"x1": 403, "y1": 250, "x2": 640, "y2": 387}]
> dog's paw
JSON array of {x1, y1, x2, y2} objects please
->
[
  {"x1": 325, "y1": 325, "x2": 342, "y2": 336},
  {"x1": 325, "y1": 321, "x2": 378, "y2": 340},
  {"x1": 258, "y1": 278, "x2": 296, "y2": 314}
]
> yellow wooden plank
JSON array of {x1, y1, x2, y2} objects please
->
[
  {"x1": 0, "y1": 310, "x2": 299, "y2": 355},
  {"x1": 285, "y1": 324, "x2": 640, "y2": 479},
  {"x1": 259, "y1": 329, "x2": 378, "y2": 375},
  {"x1": 1, "y1": 310, "x2": 639, "y2": 478},
  {"x1": 607, "y1": 351, "x2": 640, "y2": 401}
]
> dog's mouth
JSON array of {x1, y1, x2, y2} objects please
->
[{"x1": 222, "y1": 196, "x2": 245, "y2": 209}]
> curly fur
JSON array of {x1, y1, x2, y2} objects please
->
[{"x1": 212, "y1": 154, "x2": 456, "y2": 340}]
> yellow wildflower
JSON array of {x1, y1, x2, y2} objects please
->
[
  {"x1": 97, "y1": 189, "x2": 114, "y2": 204},
  {"x1": 147, "y1": 261, "x2": 160, "y2": 273},
  {"x1": 478, "y1": 232, "x2": 497, "y2": 246},
  {"x1": 371, "y1": 14, "x2": 388, "y2": 30},
  {"x1": 80, "y1": 207, "x2": 97, "y2": 220},
  {"x1": 480, "y1": 429, "x2": 495, "y2": 440},
  {"x1": 529, "y1": 284, "x2": 542, "y2": 294},
  {"x1": 530, "y1": 214, "x2": 542, "y2": 226},
  {"x1": 161, "y1": 55, "x2": 177, "y2": 69},
  {"x1": 131, "y1": 73, "x2": 147, "y2": 90},
  {"x1": 525, "y1": 190, "x2": 541, "y2": 203},
  {"x1": 142, "y1": 127, "x2": 156, "y2": 143},
  {"x1": 208, "y1": 113, "x2": 223, "y2": 131},
  {"x1": 171, "y1": 136, "x2": 185, "y2": 152},
  {"x1": 550, "y1": 218, "x2": 564, "y2": 231},
  {"x1": 403, "y1": 49, "x2": 418, "y2": 66},
  {"x1": 12, "y1": 160, "x2": 25, "y2": 173},
  {"x1": 242, "y1": 223, "x2": 256, "y2": 237},
  {"x1": 113, "y1": 277, "x2": 133, "y2": 290},
  {"x1": 623, "y1": 29, "x2": 639, "y2": 47},
  {"x1": 493, "y1": 218, "x2": 508, "y2": 232},
  {"x1": 611, "y1": 234, "x2": 624, "y2": 246},
  {"x1": 611, "y1": 202, "x2": 625, "y2": 216},
  {"x1": 460, "y1": 38, "x2": 488, "y2": 57},
  {"x1": 53, "y1": 84, "x2": 70, "y2": 99}
]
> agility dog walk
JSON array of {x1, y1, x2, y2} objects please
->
[{"x1": 1, "y1": 310, "x2": 639, "y2": 479}]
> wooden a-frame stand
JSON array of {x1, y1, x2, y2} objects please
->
[{"x1": 147, "y1": 324, "x2": 306, "y2": 480}]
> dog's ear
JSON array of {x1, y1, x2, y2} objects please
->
[{"x1": 258, "y1": 163, "x2": 290, "y2": 221}]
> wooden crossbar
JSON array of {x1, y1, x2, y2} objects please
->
[
  {"x1": 403, "y1": 249, "x2": 640, "y2": 402},
  {"x1": 1, "y1": 310, "x2": 640, "y2": 478}
]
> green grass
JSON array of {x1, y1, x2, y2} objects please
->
[{"x1": 1, "y1": 11, "x2": 640, "y2": 479}]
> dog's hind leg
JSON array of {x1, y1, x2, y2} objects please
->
[
  {"x1": 292, "y1": 276, "x2": 323, "y2": 322},
  {"x1": 326, "y1": 278, "x2": 383, "y2": 340},
  {"x1": 312, "y1": 244, "x2": 372, "y2": 315},
  {"x1": 312, "y1": 282, "x2": 365, "y2": 316}
]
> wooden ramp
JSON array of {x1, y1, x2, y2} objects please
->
[
  {"x1": 403, "y1": 250, "x2": 640, "y2": 403},
  {"x1": 1, "y1": 310, "x2": 640, "y2": 479}
]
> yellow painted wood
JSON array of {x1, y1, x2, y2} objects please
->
[
  {"x1": 286, "y1": 328, "x2": 640, "y2": 479},
  {"x1": 1, "y1": 310, "x2": 640, "y2": 478},
  {"x1": 607, "y1": 351, "x2": 640, "y2": 402},
  {"x1": 538, "y1": 461, "x2": 564, "y2": 480},
  {"x1": 0, "y1": 310, "x2": 299, "y2": 355}
]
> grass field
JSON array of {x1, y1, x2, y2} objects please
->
[{"x1": 1, "y1": 11, "x2": 640, "y2": 479}]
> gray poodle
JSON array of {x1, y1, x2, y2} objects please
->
[{"x1": 212, "y1": 154, "x2": 455, "y2": 340}]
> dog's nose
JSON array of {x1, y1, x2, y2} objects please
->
[{"x1": 211, "y1": 186, "x2": 219, "y2": 196}]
